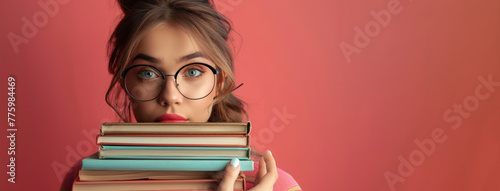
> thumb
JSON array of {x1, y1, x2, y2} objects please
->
[{"x1": 218, "y1": 158, "x2": 241, "y2": 191}]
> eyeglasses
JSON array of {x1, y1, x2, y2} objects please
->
[{"x1": 121, "y1": 63, "x2": 219, "y2": 101}]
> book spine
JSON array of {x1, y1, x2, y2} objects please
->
[
  {"x1": 99, "y1": 146, "x2": 251, "y2": 160},
  {"x1": 96, "y1": 135, "x2": 249, "y2": 147},
  {"x1": 247, "y1": 147, "x2": 252, "y2": 159},
  {"x1": 81, "y1": 159, "x2": 254, "y2": 171},
  {"x1": 98, "y1": 146, "x2": 103, "y2": 159},
  {"x1": 100, "y1": 146, "x2": 251, "y2": 150},
  {"x1": 99, "y1": 156, "x2": 250, "y2": 160},
  {"x1": 100, "y1": 122, "x2": 250, "y2": 135},
  {"x1": 246, "y1": 135, "x2": 250, "y2": 147},
  {"x1": 246, "y1": 121, "x2": 251, "y2": 135},
  {"x1": 97, "y1": 142, "x2": 248, "y2": 147}
]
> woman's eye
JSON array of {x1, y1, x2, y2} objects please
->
[
  {"x1": 186, "y1": 69, "x2": 202, "y2": 77},
  {"x1": 138, "y1": 70, "x2": 158, "y2": 79}
]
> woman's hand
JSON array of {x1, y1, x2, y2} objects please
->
[{"x1": 218, "y1": 150, "x2": 278, "y2": 191}]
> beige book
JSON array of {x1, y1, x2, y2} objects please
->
[{"x1": 100, "y1": 122, "x2": 251, "y2": 135}]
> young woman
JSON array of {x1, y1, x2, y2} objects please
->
[{"x1": 62, "y1": 0, "x2": 300, "y2": 190}]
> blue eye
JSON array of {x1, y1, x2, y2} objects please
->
[
  {"x1": 138, "y1": 70, "x2": 158, "y2": 79},
  {"x1": 186, "y1": 69, "x2": 202, "y2": 77}
]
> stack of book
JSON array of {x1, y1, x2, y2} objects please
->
[{"x1": 73, "y1": 122, "x2": 253, "y2": 191}]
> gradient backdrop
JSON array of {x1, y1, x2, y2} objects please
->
[{"x1": 1, "y1": 0, "x2": 500, "y2": 190}]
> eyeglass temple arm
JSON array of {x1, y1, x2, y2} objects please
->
[
  {"x1": 213, "y1": 83, "x2": 244, "y2": 99},
  {"x1": 232, "y1": 83, "x2": 244, "y2": 92}
]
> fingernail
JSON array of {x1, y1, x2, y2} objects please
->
[
  {"x1": 268, "y1": 150, "x2": 272, "y2": 156},
  {"x1": 230, "y1": 158, "x2": 240, "y2": 167}
]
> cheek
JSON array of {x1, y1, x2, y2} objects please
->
[
  {"x1": 188, "y1": 97, "x2": 215, "y2": 122},
  {"x1": 131, "y1": 102, "x2": 155, "y2": 122}
]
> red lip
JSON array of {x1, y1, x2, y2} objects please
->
[{"x1": 155, "y1": 114, "x2": 187, "y2": 123}]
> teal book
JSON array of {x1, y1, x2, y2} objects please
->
[
  {"x1": 82, "y1": 153, "x2": 254, "y2": 171},
  {"x1": 99, "y1": 146, "x2": 251, "y2": 160}
]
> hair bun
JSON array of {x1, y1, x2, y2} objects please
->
[
  {"x1": 117, "y1": 0, "x2": 136, "y2": 14},
  {"x1": 198, "y1": 0, "x2": 211, "y2": 6},
  {"x1": 118, "y1": 0, "x2": 213, "y2": 14}
]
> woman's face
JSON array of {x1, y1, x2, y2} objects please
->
[{"x1": 127, "y1": 22, "x2": 218, "y2": 122}]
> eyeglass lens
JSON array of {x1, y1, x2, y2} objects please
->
[{"x1": 123, "y1": 64, "x2": 216, "y2": 101}]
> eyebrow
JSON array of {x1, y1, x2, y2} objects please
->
[
  {"x1": 179, "y1": 52, "x2": 204, "y2": 63},
  {"x1": 132, "y1": 52, "x2": 204, "y2": 64},
  {"x1": 133, "y1": 54, "x2": 160, "y2": 64}
]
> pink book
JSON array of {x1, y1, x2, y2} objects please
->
[
  {"x1": 96, "y1": 134, "x2": 250, "y2": 147},
  {"x1": 73, "y1": 177, "x2": 246, "y2": 191}
]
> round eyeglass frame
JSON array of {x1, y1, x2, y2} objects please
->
[{"x1": 121, "y1": 63, "x2": 220, "y2": 101}]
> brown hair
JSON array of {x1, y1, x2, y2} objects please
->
[{"x1": 105, "y1": 0, "x2": 246, "y2": 122}]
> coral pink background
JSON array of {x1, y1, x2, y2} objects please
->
[{"x1": 1, "y1": 0, "x2": 500, "y2": 190}]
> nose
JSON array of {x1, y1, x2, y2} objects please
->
[{"x1": 157, "y1": 75, "x2": 182, "y2": 106}]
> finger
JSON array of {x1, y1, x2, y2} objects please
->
[
  {"x1": 218, "y1": 158, "x2": 241, "y2": 191},
  {"x1": 249, "y1": 150, "x2": 278, "y2": 191},
  {"x1": 263, "y1": 150, "x2": 277, "y2": 176},
  {"x1": 255, "y1": 155, "x2": 267, "y2": 185}
]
